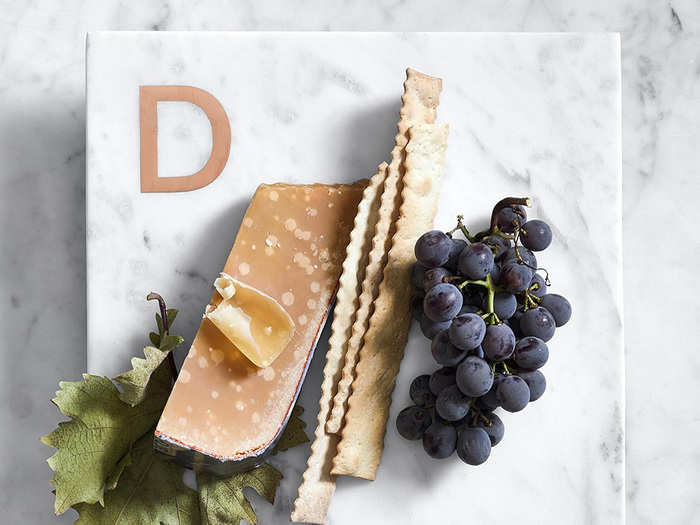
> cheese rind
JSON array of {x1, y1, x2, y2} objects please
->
[{"x1": 154, "y1": 182, "x2": 365, "y2": 475}]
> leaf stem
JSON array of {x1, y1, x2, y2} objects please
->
[{"x1": 147, "y1": 292, "x2": 179, "y2": 383}]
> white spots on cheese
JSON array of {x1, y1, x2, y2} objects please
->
[
  {"x1": 298, "y1": 314, "x2": 308, "y2": 326},
  {"x1": 262, "y1": 367, "x2": 275, "y2": 381},
  {"x1": 307, "y1": 298, "x2": 317, "y2": 310},
  {"x1": 306, "y1": 207, "x2": 318, "y2": 217},
  {"x1": 198, "y1": 356, "x2": 208, "y2": 368},
  {"x1": 265, "y1": 234, "x2": 278, "y2": 247},
  {"x1": 304, "y1": 195, "x2": 311, "y2": 202},
  {"x1": 236, "y1": 400, "x2": 246, "y2": 411},
  {"x1": 293, "y1": 252, "x2": 315, "y2": 275},
  {"x1": 281, "y1": 291, "x2": 294, "y2": 306},
  {"x1": 265, "y1": 246, "x2": 274, "y2": 256},
  {"x1": 294, "y1": 228, "x2": 311, "y2": 240},
  {"x1": 179, "y1": 369, "x2": 191, "y2": 384},
  {"x1": 284, "y1": 218, "x2": 297, "y2": 231},
  {"x1": 236, "y1": 384, "x2": 243, "y2": 392},
  {"x1": 251, "y1": 244, "x2": 256, "y2": 250},
  {"x1": 310, "y1": 281, "x2": 320, "y2": 293},
  {"x1": 243, "y1": 217, "x2": 253, "y2": 228},
  {"x1": 269, "y1": 190, "x2": 279, "y2": 201},
  {"x1": 264, "y1": 325, "x2": 272, "y2": 336},
  {"x1": 319, "y1": 248, "x2": 329, "y2": 262},
  {"x1": 186, "y1": 405, "x2": 193, "y2": 414},
  {"x1": 211, "y1": 349, "x2": 224, "y2": 366},
  {"x1": 328, "y1": 202, "x2": 334, "y2": 208},
  {"x1": 211, "y1": 390, "x2": 219, "y2": 399},
  {"x1": 322, "y1": 262, "x2": 332, "y2": 271},
  {"x1": 252, "y1": 412, "x2": 261, "y2": 424},
  {"x1": 228, "y1": 380, "x2": 237, "y2": 389},
  {"x1": 238, "y1": 262, "x2": 250, "y2": 275},
  {"x1": 178, "y1": 417, "x2": 187, "y2": 426}
]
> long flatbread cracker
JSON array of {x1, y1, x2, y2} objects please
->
[
  {"x1": 291, "y1": 163, "x2": 387, "y2": 524},
  {"x1": 326, "y1": 69, "x2": 443, "y2": 435},
  {"x1": 333, "y1": 123, "x2": 449, "y2": 480}
]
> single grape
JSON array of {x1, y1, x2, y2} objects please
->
[
  {"x1": 410, "y1": 374, "x2": 436, "y2": 407},
  {"x1": 476, "y1": 412, "x2": 504, "y2": 446},
  {"x1": 484, "y1": 235, "x2": 511, "y2": 260},
  {"x1": 458, "y1": 303, "x2": 481, "y2": 316},
  {"x1": 520, "y1": 219, "x2": 552, "y2": 251},
  {"x1": 519, "y1": 306, "x2": 556, "y2": 341},
  {"x1": 411, "y1": 295, "x2": 424, "y2": 321},
  {"x1": 431, "y1": 330, "x2": 469, "y2": 366},
  {"x1": 445, "y1": 238, "x2": 467, "y2": 272},
  {"x1": 489, "y1": 262, "x2": 501, "y2": 285},
  {"x1": 518, "y1": 369, "x2": 546, "y2": 401},
  {"x1": 495, "y1": 205, "x2": 527, "y2": 234},
  {"x1": 482, "y1": 323, "x2": 516, "y2": 361},
  {"x1": 499, "y1": 261, "x2": 534, "y2": 292},
  {"x1": 448, "y1": 313, "x2": 486, "y2": 350},
  {"x1": 436, "y1": 384, "x2": 472, "y2": 421},
  {"x1": 456, "y1": 356, "x2": 494, "y2": 397},
  {"x1": 503, "y1": 246, "x2": 537, "y2": 268},
  {"x1": 477, "y1": 375, "x2": 502, "y2": 411},
  {"x1": 420, "y1": 313, "x2": 451, "y2": 339},
  {"x1": 458, "y1": 242, "x2": 495, "y2": 280},
  {"x1": 423, "y1": 267, "x2": 451, "y2": 291},
  {"x1": 529, "y1": 273, "x2": 548, "y2": 297},
  {"x1": 411, "y1": 263, "x2": 427, "y2": 290},
  {"x1": 429, "y1": 367, "x2": 457, "y2": 396},
  {"x1": 540, "y1": 294, "x2": 572, "y2": 327},
  {"x1": 396, "y1": 405, "x2": 432, "y2": 440},
  {"x1": 423, "y1": 283, "x2": 463, "y2": 322},
  {"x1": 457, "y1": 427, "x2": 491, "y2": 465},
  {"x1": 415, "y1": 230, "x2": 452, "y2": 267},
  {"x1": 484, "y1": 292, "x2": 517, "y2": 320},
  {"x1": 496, "y1": 375, "x2": 530, "y2": 412},
  {"x1": 513, "y1": 336, "x2": 549, "y2": 370},
  {"x1": 423, "y1": 420, "x2": 457, "y2": 459}
]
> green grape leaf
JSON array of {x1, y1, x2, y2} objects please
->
[
  {"x1": 114, "y1": 346, "x2": 175, "y2": 407},
  {"x1": 273, "y1": 405, "x2": 309, "y2": 453},
  {"x1": 74, "y1": 432, "x2": 200, "y2": 525},
  {"x1": 197, "y1": 464, "x2": 282, "y2": 525},
  {"x1": 149, "y1": 332, "x2": 161, "y2": 347},
  {"x1": 41, "y1": 373, "x2": 170, "y2": 515}
]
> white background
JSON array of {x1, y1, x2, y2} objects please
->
[{"x1": 0, "y1": 2, "x2": 697, "y2": 524}]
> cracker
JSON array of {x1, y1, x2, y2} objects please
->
[
  {"x1": 326, "y1": 69, "x2": 443, "y2": 435},
  {"x1": 332, "y1": 122, "x2": 449, "y2": 480},
  {"x1": 291, "y1": 163, "x2": 387, "y2": 524}
]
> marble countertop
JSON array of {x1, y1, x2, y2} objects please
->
[{"x1": 0, "y1": 2, "x2": 698, "y2": 524}]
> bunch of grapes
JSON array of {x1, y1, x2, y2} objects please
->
[{"x1": 397, "y1": 197, "x2": 571, "y2": 465}]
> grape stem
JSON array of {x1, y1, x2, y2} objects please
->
[
  {"x1": 147, "y1": 292, "x2": 179, "y2": 383},
  {"x1": 446, "y1": 214, "x2": 477, "y2": 243},
  {"x1": 457, "y1": 274, "x2": 500, "y2": 324},
  {"x1": 488, "y1": 197, "x2": 531, "y2": 233}
]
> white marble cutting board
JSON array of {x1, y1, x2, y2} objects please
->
[{"x1": 86, "y1": 32, "x2": 622, "y2": 524}]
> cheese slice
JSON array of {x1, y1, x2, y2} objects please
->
[{"x1": 155, "y1": 182, "x2": 365, "y2": 475}]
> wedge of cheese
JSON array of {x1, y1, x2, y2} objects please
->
[{"x1": 155, "y1": 182, "x2": 365, "y2": 475}]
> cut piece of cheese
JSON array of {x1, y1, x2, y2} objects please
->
[
  {"x1": 154, "y1": 182, "x2": 365, "y2": 475},
  {"x1": 205, "y1": 273, "x2": 295, "y2": 368}
]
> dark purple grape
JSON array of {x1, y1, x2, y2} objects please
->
[
  {"x1": 489, "y1": 263, "x2": 501, "y2": 284},
  {"x1": 419, "y1": 313, "x2": 451, "y2": 339},
  {"x1": 482, "y1": 323, "x2": 516, "y2": 361},
  {"x1": 423, "y1": 283, "x2": 463, "y2": 322},
  {"x1": 429, "y1": 367, "x2": 456, "y2": 396},
  {"x1": 411, "y1": 294, "x2": 424, "y2": 321},
  {"x1": 431, "y1": 330, "x2": 469, "y2": 366},
  {"x1": 484, "y1": 292, "x2": 517, "y2": 320},
  {"x1": 499, "y1": 261, "x2": 534, "y2": 292},
  {"x1": 540, "y1": 294, "x2": 571, "y2": 327},
  {"x1": 484, "y1": 235, "x2": 511, "y2": 260},
  {"x1": 415, "y1": 230, "x2": 452, "y2": 267},
  {"x1": 477, "y1": 374, "x2": 503, "y2": 410},
  {"x1": 436, "y1": 385, "x2": 471, "y2": 421},
  {"x1": 396, "y1": 405, "x2": 432, "y2": 440},
  {"x1": 423, "y1": 420, "x2": 457, "y2": 459},
  {"x1": 410, "y1": 375, "x2": 436, "y2": 407},
  {"x1": 519, "y1": 306, "x2": 556, "y2": 342},
  {"x1": 456, "y1": 356, "x2": 494, "y2": 397},
  {"x1": 445, "y1": 238, "x2": 467, "y2": 272},
  {"x1": 504, "y1": 246, "x2": 537, "y2": 268},
  {"x1": 423, "y1": 267, "x2": 451, "y2": 291},
  {"x1": 457, "y1": 427, "x2": 491, "y2": 465},
  {"x1": 448, "y1": 313, "x2": 486, "y2": 350},
  {"x1": 520, "y1": 219, "x2": 552, "y2": 251},
  {"x1": 476, "y1": 412, "x2": 504, "y2": 446},
  {"x1": 495, "y1": 205, "x2": 527, "y2": 234},
  {"x1": 496, "y1": 375, "x2": 530, "y2": 412},
  {"x1": 513, "y1": 336, "x2": 549, "y2": 370},
  {"x1": 411, "y1": 263, "x2": 427, "y2": 290},
  {"x1": 529, "y1": 273, "x2": 548, "y2": 297},
  {"x1": 518, "y1": 369, "x2": 546, "y2": 401},
  {"x1": 458, "y1": 242, "x2": 495, "y2": 280}
]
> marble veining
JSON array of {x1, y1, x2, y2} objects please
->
[{"x1": 0, "y1": 2, "x2": 697, "y2": 524}]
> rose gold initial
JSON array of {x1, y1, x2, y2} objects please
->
[{"x1": 140, "y1": 85, "x2": 231, "y2": 193}]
